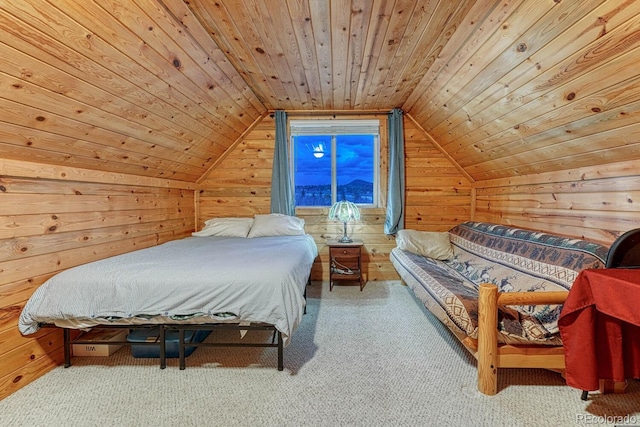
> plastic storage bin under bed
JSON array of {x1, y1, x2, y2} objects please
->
[{"x1": 126, "y1": 328, "x2": 211, "y2": 358}]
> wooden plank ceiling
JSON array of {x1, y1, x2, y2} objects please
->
[{"x1": 1, "y1": 0, "x2": 640, "y2": 182}]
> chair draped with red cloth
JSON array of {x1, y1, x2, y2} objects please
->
[{"x1": 559, "y1": 228, "x2": 640, "y2": 400}]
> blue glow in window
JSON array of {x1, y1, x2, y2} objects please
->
[{"x1": 293, "y1": 134, "x2": 375, "y2": 207}]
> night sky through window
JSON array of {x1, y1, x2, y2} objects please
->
[{"x1": 294, "y1": 134, "x2": 375, "y2": 206}]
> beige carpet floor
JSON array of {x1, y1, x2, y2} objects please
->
[{"x1": 2, "y1": 281, "x2": 639, "y2": 427}]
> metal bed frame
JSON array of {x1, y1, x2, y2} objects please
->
[
  {"x1": 52, "y1": 279, "x2": 309, "y2": 371},
  {"x1": 56, "y1": 322, "x2": 284, "y2": 370}
]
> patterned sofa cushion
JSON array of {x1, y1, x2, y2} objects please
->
[
  {"x1": 447, "y1": 222, "x2": 608, "y2": 340},
  {"x1": 392, "y1": 222, "x2": 609, "y2": 344},
  {"x1": 448, "y1": 222, "x2": 608, "y2": 287}
]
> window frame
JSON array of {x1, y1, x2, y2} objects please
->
[{"x1": 289, "y1": 119, "x2": 381, "y2": 208}]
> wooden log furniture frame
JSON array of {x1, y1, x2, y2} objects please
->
[
  {"x1": 401, "y1": 281, "x2": 634, "y2": 396},
  {"x1": 453, "y1": 225, "x2": 640, "y2": 396},
  {"x1": 475, "y1": 285, "x2": 567, "y2": 396}
]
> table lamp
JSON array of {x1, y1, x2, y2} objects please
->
[{"x1": 328, "y1": 200, "x2": 360, "y2": 243}]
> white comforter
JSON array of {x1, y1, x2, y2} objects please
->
[{"x1": 19, "y1": 235, "x2": 318, "y2": 345}]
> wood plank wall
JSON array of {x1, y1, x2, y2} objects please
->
[
  {"x1": 0, "y1": 159, "x2": 195, "y2": 399},
  {"x1": 473, "y1": 159, "x2": 640, "y2": 245},
  {"x1": 405, "y1": 121, "x2": 473, "y2": 232},
  {"x1": 197, "y1": 113, "x2": 473, "y2": 282}
]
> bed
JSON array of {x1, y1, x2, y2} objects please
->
[{"x1": 19, "y1": 214, "x2": 318, "y2": 370}]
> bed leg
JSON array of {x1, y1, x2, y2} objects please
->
[
  {"x1": 277, "y1": 331, "x2": 283, "y2": 371},
  {"x1": 63, "y1": 328, "x2": 71, "y2": 368},
  {"x1": 179, "y1": 328, "x2": 186, "y2": 370},
  {"x1": 159, "y1": 326, "x2": 166, "y2": 370},
  {"x1": 478, "y1": 283, "x2": 498, "y2": 396},
  {"x1": 304, "y1": 277, "x2": 310, "y2": 314}
]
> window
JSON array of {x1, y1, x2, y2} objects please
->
[{"x1": 290, "y1": 119, "x2": 379, "y2": 207}]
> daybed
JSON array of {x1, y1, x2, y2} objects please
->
[
  {"x1": 19, "y1": 214, "x2": 318, "y2": 371},
  {"x1": 390, "y1": 221, "x2": 609, "y2": 395}
]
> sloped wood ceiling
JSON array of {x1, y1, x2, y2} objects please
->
[
  {"x1": 1, "y1": 1, "x2": 640, "y2": 182},
  {"x1": 0, "y1": 0, "x2": 265, "y2": 182},
  {"x1": 183, "y1": 0, "x2": 474, "y2": 111}
]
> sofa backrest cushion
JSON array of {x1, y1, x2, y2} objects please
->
[{"x1": 447, "y1": 221, "x2": 608, "y2": 289}]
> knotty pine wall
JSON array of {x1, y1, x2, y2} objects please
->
[
  {"x1": 197, "y1": 113, "x2": 473, "y2": 282},
  {"x1": 405, "y1": 117, "x2": 473, "y2": 232},
  {"x1": 0, "y1": 159, "x2": 194, "y2": 399},
  {"x1": 473, "y1": 159, "x2": 640, "y2": 246}
]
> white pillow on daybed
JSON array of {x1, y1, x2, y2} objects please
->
[
  {"x1": 192, "y1": 217, "x2": 254, "y2": 238},
  {"x1": 396, "y1": 229, "x2": 454, "y2": 260},
  {"x1": 247, "y1": 213, "x2": 305, "y2": 238}
]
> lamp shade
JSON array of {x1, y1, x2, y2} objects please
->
[
  {"x1": 328, "y1": 200, "x2": 360, "y2": 222},
  {"x1": 328, "y1": 200, "x2": 360, "y2": 243}
]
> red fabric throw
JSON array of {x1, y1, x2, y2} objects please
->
[{"x1": 558, "y1": 269, "x2": 640, "y2": 391}]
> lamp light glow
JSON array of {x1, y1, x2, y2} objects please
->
[{"x1": 328, "y1": 200, "x2": 360, "y2": 243}]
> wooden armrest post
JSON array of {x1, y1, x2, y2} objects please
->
[{"x1": 478, "y1": 283, "x2": 499, "y2": 395}]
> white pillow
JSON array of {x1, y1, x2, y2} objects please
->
[
  {"x1": 396, "y1": 229, "x2": 454, "y2": 260},
  {"x1": 192, "y1": 217, "x2": 254, "y2": 238},
  {"x1": 247, "y1": 214, "x2": 305, "y2": 238}
]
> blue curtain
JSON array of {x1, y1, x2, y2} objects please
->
[
  {"x1": 270, "y1": 110, "x2": 295, "y2": 215},
  {"x1": 384, "y1": 108, "x2": 405, "y2": 235}
]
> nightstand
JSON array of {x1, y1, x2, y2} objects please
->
[{"x1": 327, "y1": 239, "x2": 364, "y2": 291}]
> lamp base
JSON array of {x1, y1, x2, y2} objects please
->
[{"x1": 338, "y1": 221, "x2": 352, "y2": 243}]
